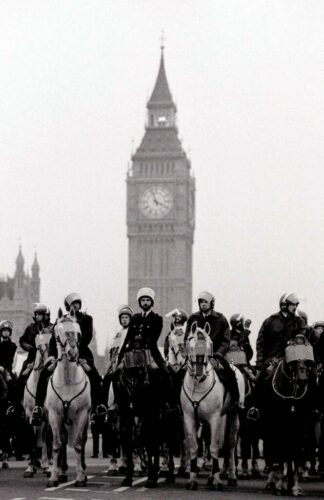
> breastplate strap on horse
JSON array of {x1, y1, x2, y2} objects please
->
[{"x1": 50, "y1": 376, "x2": 88, "y2": 424}]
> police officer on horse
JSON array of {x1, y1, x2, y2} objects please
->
[
  {"x1": 31, "y1": 293, "x2": 105, "y2": 425},
  {"x1": 185, "y1": 291, "x2": 240, "y2": 411},
  {"x1": 247, "y1": 292, "x2": 306, "y2": 421},
  {"x1": 0, "y1": 320, "x2": 18, "y2": 415}
]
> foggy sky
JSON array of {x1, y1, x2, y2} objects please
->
[{"x1": 1, "y1": 1, "x2": 324, "y2": 354}]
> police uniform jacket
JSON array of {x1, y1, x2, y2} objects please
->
[
  {"x1": 48, "y1": 312, "x2": 94, "y2": 364},
  {"x1": 118, "y1": 311, "x2": 165, "y2": 369},
  {"x1": 185, "y1": 310, "x2": 230, "y2": 357},
  {"x1": 19, "y1": 323, "x2": 43, "y2": 364},
  {"x1": 0, "y1": 339, "x2": 17, "y2": 372},
  {"x1": 256, "y1": 311, "x2": 306, "y2": 368},
  {"x1": 230, "y1": 329, "x2": 253, "y2": 362}
]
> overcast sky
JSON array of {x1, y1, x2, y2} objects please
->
[{"x1": 1, "y1": 1, "x2": 324, "y2": 354}]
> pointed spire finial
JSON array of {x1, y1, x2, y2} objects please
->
[{"x1": 160, "y1": 30, "x2": 165, "y2": 53}]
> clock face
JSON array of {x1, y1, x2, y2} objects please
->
[{"x1": 139, "y1": 186, "x2": 173, "y2": 219}]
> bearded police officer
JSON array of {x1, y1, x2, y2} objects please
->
[
  {"x1": 185, "y1": 291, "x2": 239, "y2": 411},
  {"x1": 118, "y1": 287, "x2": 174, "y2": 409}
]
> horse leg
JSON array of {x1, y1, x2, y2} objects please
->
[
  {"x1": 291, "y1": 462, "x2": 303, "y2": 497},
  {"x1": 207, "y1": 413, "x2": 224, "y2": 490},
  {"x1": 226, "y1": 411, "x2": 239, "y2": 486},
  {"x1": 73, "y1": 414, "x2": 88, "y2": 487},
  {"x1": 47, "y1": 418, "x2": 63, "y2": 487},
  {"x1": 24, "y1": 425, "x2": 37, "y2": 478},
  {"x1": 119, "y1": 415, "x2": 133, "y2": 486},
  {"x1": 183, "y1": 412, "x2": 199, "y2": 490}
]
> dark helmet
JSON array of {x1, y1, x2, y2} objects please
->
[
  {"x1": 173, "y1": 309, "x2": 188, "y2": 325},
  {"x1": 297, "y1": 309, "x2": 308, "y2": 325},
  {"x1": 230, "y1": 313, "x2": 245, "y2": 330},
  {"x1": 64, "y1": 293, "x2": 82, "y2": 311},
  {"x1": 312, "y1": 320, "x2": 324, "y2": 331},
  {"x1": 0, "y1": 320, "x2": 13, "y2": 335}
]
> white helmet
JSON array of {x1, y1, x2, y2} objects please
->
[
  {"x1": 197, "y1": 291, "x2": 215, "y2": 307},
  {"x1": 137, "y1": 287, "x2": 155, "y2": 303},
  {"x1": 118, "y1": 305, "x2": 134, "y2": 318},
  {"x1": 64, "y1": 292, "x2": 82, "y2": 311}
]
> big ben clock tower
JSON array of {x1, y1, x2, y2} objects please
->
[{"x1": 127, "y1": 45, "x2": 195, "y2": 336}]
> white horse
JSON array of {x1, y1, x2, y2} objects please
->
[
  {"x1": 45, "y1": 310, "x2": 91, "y2": 487},
  {"x1": 23, "y1": 328, "x2": 52, "y2": 478},
  {"x1": 180, "y1": 322, "x2": 242, "y2": 491}
]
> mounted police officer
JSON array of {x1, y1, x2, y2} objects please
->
[
  {"x1": 100, "y1": 305, "x2": 134, "y2": 412},
  {"x1": 0, "y1": 320, "x2": 18, "y2": 415},
  {"x1": 185, "y1": 291, "x2": 239, "y2": 411},
  {"x1": 31, "y1": 293, "x2": 104, "y2": 425},
  {"x1": 16, "y1": 303, "x2": 52, "y2": 408},
  {"x1": 247, "y1": 292, "x2": 306, "y2": 421},
  {"x1": 118, "y1": 287, "x2": 174, "y2": 409}
]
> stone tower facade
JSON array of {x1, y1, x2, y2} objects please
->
[
  {"x1": 127, "y1": 48, "x2": 195, "y2": 337},
  {"x1": 0, "y1": 246, "x2": 40, "y2": 345}
]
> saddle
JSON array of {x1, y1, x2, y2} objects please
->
[{"x1": 123, "y1": 349, "x2": 153, "y2": 370}]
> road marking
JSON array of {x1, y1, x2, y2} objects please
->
[
  {"x1": 65, "y1": 488, "x2": 89, "y2": 492},
  {"x1": 40, "y1": 497, "x2": 76, "y2": 500},
  {"x1": 44, "y1": 475, "x2": 94, "y2": 491},
  {"x1": 114, "y1": 476, "x2": 147, "y2": 492},
  {"x1": 11, "y1": 498, "x2": 26, "y2": 500}
]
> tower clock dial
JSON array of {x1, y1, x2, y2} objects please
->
[{"x1": 139, "y1": 186, "x2": 173, "y2": 219}]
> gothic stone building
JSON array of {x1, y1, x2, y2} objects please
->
[
  {"x1": 0, "y1": 246, "x2": 40, "y2": 346},
  {"x1": 127, "y1": 48, "x2": 195, "y2": 339}
]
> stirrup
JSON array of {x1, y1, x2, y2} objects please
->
[
  {"x1": 247, "y1": 407, "x2": 260, "y2": 421},
  {"x1": 6, "y1": 405, "x2": 16, "y2": 417},
  {"x1": 96, "y1": 404, "x2": 108, "y2": 417}
]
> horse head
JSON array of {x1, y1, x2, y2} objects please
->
[
  {"x1": 187, "y1": 322, "x2": 213, "y2": 380},
  {"x1": 284, "y1": 334, "x2": 315, "y2": 383},
  {"x1": 34, "y1": 327, "x2": 52, "y2": 370},
  {"x1": 54, "y1": 309, "x2": 80, "y2": 363}
]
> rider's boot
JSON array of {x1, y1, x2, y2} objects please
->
[{"x1": 31, "y1": 406, "x2": 43, "y2": 426}]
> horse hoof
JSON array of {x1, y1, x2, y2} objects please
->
[
  {"x1": 187, "y1": 480, "x2": 198, "y2": 490},
  {"x1": 165, "y1": 473, "x2": 175, "y2": 484},
  {"x1": 75, "y1": 480, "x2": 86, "y2": 487},
  {"x1": 118, "y1": 465, "x2": 127, "y2": 474},
  {"x1": 121, "y1": 477, "x2": 132, "y2": 487},
  {"x1": 23, "y1": 471, "x2": 34, "y2": 478},
  {"x1": 220, "y1": 471, "x2": 228, "y2": 480},
  {"x1": 145, "y1": 479, "x2": 157, "y2": 488},
  {"x1": 251, "y1": 469, "x2": 260, "y2": 478},
  {"x1": 228, "y1": 478, "x2": 237, "y2": 487},
  {"x1": 107, "y1": 469, "x2": 117, "y2": 476},
  {"x1": 177, "y1": 467, "x2": 189, "y2": 478},
  {"x1": 207, "y1": 477, "x2": 215, "y2": 490},
  {"x1": 46, "y1": 470, "x2": 51, "y2": 478},
  {"x1": 2, "y1": 462, "x2": 9, "y2": 469},
  {"x1": 239, "y1": 472, "x2": 251, "y2": 480},
  {"x1": 59, "y1": 474, "x2": 68, "y2": 483},
  {"x1": 47, "y1": 480, "x2": 58, "y2": 487}
]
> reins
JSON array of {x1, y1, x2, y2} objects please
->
[{"x1": 272, "y1": 360, "x2": 308, "y2": 401}]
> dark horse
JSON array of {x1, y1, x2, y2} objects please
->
[
  {"x1": 261, "y1": 334, "x2": 315, "y2": 496},
  {"x1": 113, "y1": 347, "x2": 165, "y2": 488}
]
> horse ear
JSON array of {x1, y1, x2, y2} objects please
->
[
  {"x1": 191, "y1": 322, "x2": 197, "y2": 335},
  {"x1": 58, "y1": 308, "x2": 63, "y2": 319},
  {"x1": 70, "y1": 306, "x2": 75, "y2": 318},
  {"x1": 204, "y1": 322, "x2": 211, "y2": 336}
]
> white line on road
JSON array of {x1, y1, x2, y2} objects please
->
[
  {"x1": 44, "y1": 475, "x2": 95, "y2": 491},
  {"x1": 114, "y1": 476, "x2": 147, "y2": 492},
  {"x1": 40, "y1": 497, "x2": 76, "y2": 500},
  {"x1": 65, "y1": 488, "x2": 89, "y2": 492},
  {"x1": 11, "y1": 498, "x2": 26, "y2": 500}
]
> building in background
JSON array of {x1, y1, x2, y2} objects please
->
[
  {"x1": 0, "y1": 246, "x2": 40, "y2": 346},
  {"x1": 127, "y1": 46, "x2": 195, "y2": 340}
]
